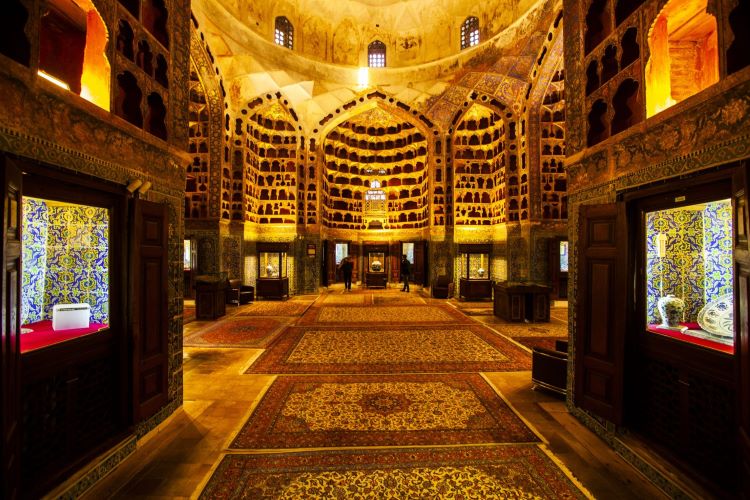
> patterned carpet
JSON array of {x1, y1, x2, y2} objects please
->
[
  {"x1": 246, "y1": 324, "x2": 531, "y2": 373},
  {"x1": 196, "y1": 291, "x2": 588, "y2": 498},
  {"x1": 200, "y1": 445, "x2": 591, "y2": 499},
  {"x1": 230, "y1": 373, "x2": 539, "y2": 449},
  {"x1": 515, "y1": 337, "x2": 567, "y2": 351},
  {"x1": 184, "y1": 317, "x2": 292, "y2": 348},
  {"x1": 321, "y1": 294, "x2": 369, "y2": 305},
  {"x1": 235, "y1": 301, "x2": 313, "y2": 317},
  {"x1": 461, "y1": 307, "x2": 495, "y2": 316},
  {"x1": 297, "y1": 304, "x2": 470, "y2": 325},
  {"x1": 493, "y1": 322, "x2": 568, "y2": 351},
  {"x1": 372, "y1": 294, "x2": 426, "y2": 305},
  {"x1": 496, "y1": 322, "x2": 568, "y2": 338}
]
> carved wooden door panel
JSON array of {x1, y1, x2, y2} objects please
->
[
  {"x1": 1, "y1": 157, "x2": 22, "y2": 499},
  {"x1": 575, "y1": 202, "x2": 626, "y2": 424},
  {"x1": 131, "y1": 199, "x2": 169, "y2": 423},
  {"x1": 734, "y1": 164, "x2": 750, "y2": 498},
  {"x1": 413, "y1": 241, "x2": 426, "y2": 285},
  {"x1": 347, "y1": 241, "x2": 358, "y2": 284},
  {"x1": 324, "y1": 240, "x2": 337, "y2": 285}
]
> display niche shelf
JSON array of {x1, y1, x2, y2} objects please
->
[
  {"x1": 114, "y1": 2, "x2": 170, "y2": 140},
  {"x1": 322, "y1": 107, "x2": 429, "y2": 230},
  {"x1": 244, "y1": 103, "x2": 298, "y2": 224},
  {"x1": 540, "y1": 68, "x2": 568, "y2": 220},
  {"x1": 297, "y1": 139, "x2": 318, "y2": 226},
  {"x1": 185, "y1": 67, "x2": 210, "y2": 219},
  {"x1": 452, "y1": 105, "x2": 507, "y2": 226}
]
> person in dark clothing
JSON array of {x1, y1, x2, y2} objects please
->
[
  {"x1": 340, "y1": 256, "x2": 354, "y2": 291},
  {"x1": 400, "y1": 255, "x2": 411, "y2": 292}
]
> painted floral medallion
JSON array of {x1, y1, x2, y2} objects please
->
[{"x1": 230, "y1": 374, "x2": 539, "y2": 449}]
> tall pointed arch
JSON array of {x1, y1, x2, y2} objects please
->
[{"x1": 189, "y1": 23, "x2": 226, "y2": 221}]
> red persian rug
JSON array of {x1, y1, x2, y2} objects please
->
[
  {"x1": 230, "y1": 373, "x2": 539, "y2": 449},
  {"x1": 235, "y1": 301, "x2": 313, "y2": 317},
  {"x1": 246, "y1": 324, "x2": 531, "y2": 374},
  {"x1": 199, "y1": 445, "x2": 591, "y2": 499},
  {"x1": 492, "y1": 322, "x2": 568, "y2": 352},
  {"x1": 515, "y1": 337, "x2": 568, "y2": 352},
  {"x1": 296, "y1": 303, "x2": 472, "y2": 326},
  {"x1": 184, "y1": 317, "x2": 292, "y2": 348}
]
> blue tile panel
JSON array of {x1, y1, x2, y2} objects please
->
[
  {"x1": 645, "y1": 200, "x2": 732, "y2": 325},
  {"x1": 21, "y1": 198, "x2": 109, "y2": 325}
]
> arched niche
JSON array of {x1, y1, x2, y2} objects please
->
[
  {"x1": 0, "y1": 0, "x2": 31, "y2": 65},
  {"x1": 645, "y1": 0, "x2": 718, "y2": 117},
  {"x1": 115, "y1": 71, "x2": 143, "y2": 127},
  {"x1": 39, "y1": 0, "x2": 111, "y2": 110}
]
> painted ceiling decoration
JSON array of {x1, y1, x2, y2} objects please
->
[{"x1": 191, "y1": 0, "x2": 563, "y2": 132}]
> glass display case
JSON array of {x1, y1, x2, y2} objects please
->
[
  {"x1": 458, "y1": 244, "x2": 492, "y2": 299},
  {"x1": 643, "y1": 199, "x2": 734, "y2": 353},
  {"x1": 365, "y1": 246, "x2": 388, "y2": 288},
  {"x1": 256, "y1": 243, "x2": 290, "y2": 299},
  {"x1": 259, "y1": 251, "x2": 287, "y2": 279}
]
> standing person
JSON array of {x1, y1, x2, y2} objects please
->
[
  {"x1": 400, "y1": 255, "x2": 411, "y2": 292},
  {"x1": 340, "y1": 256, "x2": 354, "y2": 291}
]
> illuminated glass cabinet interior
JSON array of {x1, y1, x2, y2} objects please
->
[
  {"x1": 458, "y1": 243, "x2": 492, "y2": 300},
  {"x1": 256, "y1": 242, "x2": 290, "y2": 299},
  {"x1": 644, "y1": 198, "x2": 734, "y2": 353},
  {"x1": 364, "y1": 244, "x2": 388, "y2": 288},
  {"x1": 20, "y1": 197, "x2": 110, "y2": 352}
]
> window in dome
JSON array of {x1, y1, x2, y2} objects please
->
[
  {"x1": 274, "y1": 16, "x2": 293, "y2": 49},
  {"x1": 461, "y1": 16, "x2": 480, "y2": 50},
  {"x1": 368, "y1": 40, "x2": 386, "y2": 68}
]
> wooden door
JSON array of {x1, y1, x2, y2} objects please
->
[
  {"x1": 390, "y1": 242, "x2": 400, "y2": 283},
  {"x1": 575, "y1": 203, "x2": 626, "y2": 424},
  {"x1": 322, "y1": 240, "x2": 329, "y2": 286},
  {"x1": 412, "y1": 241, "x2": 426, "y2": 285},
  {"x1": 131, "y1": 199, "x2": 168, "y2": 423},
  {"x1": 324, "y1": 240, "x2": 338, "y2": 285},
  {"x1": 348, "y1": 242, "x2": 359, "y2": 284},
  {"x1": 734, "y1": 163, "x2": 750, "y2": 498},
  {"x1": 1, "y1": 157, "x2": 22, "y2": 499}
]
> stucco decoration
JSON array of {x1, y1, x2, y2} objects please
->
[
  {"x1": 216, "y1": 0, "x2": 542, "y2": 68},
  {"x1": 302, "y1": 16, "x2": 330, "y2": 60},
  {"x1": 190, "y1": 25, "x2": 228, "y2": 220},
  {"x1": 191, "y1": 0, "x2": 558, "y2": 132},
  {"x1": 333, "y1": 19, "x2": 359, "y2": 66}
]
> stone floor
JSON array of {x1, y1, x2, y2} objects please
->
[{"x1": 83, "y1": 287, "x2": 669, "y2": 499}]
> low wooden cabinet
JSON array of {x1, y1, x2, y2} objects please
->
[
  {"x1": 365, "y1": 272, "x2": 387, "y2": 288},
  {"x1": 195, "y1": 278, "x2": 227, "y2": 320},
  {"x1": 459, "y1": 278, "x2": 492, "y2": 300},
  {"x1": 256, "y1": 277, "x2": 289, "y2": 299},
  {"x1": 493, "y1": 282, "x2": 551, "y2": 322}
]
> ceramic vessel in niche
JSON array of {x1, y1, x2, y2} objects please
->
[
  {"x1": 697, "y1": 293, "x2": 734, "y2": 339},
  {"x1": 658, "y1": 294, "x2": 685, "y2": 328}
]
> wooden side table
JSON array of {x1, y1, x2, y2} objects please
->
[{"x1": 493, "y1": 282, "x2": 551, "y2": 322}]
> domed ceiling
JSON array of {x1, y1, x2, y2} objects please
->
[{"x1": 191, "y1": 0, "x2": 563, "y2": 131}]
